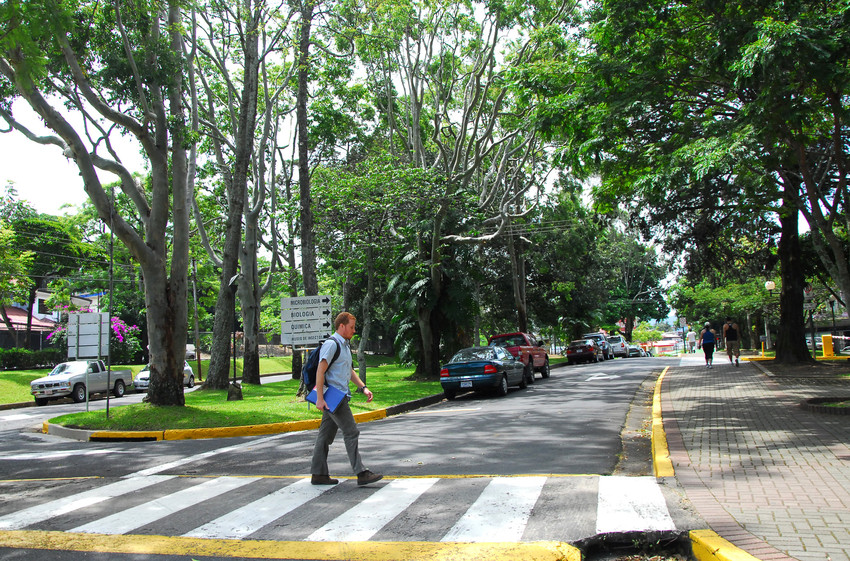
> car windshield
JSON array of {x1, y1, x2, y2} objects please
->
[
  {"x1": 489, "y1": 335, "x2": 524, "y2": 347},
  {"x1": 570, "y1": 340, "x2": 590, "y2": 346},
  {"x1": 48, "y1": 362, "x2": 88, "y2": 376},
  {"x1": 450, "y1": 348, "x2": 497, "y2": 362}
]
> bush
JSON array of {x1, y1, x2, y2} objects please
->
[
  {"x1": 46, "y1": 316, "x2": 143, "y2": 364},
  {"x1": 0, "y1": 348, "x2": 65, "y2": 370}
]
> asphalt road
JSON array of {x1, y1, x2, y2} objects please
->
[{"x1": 0, "y1": 356, "x2": 702, "y2": 560}]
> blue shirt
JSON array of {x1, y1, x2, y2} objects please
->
[{"x1": 319, "y1": 333, "x2": 352, "y2": 396}]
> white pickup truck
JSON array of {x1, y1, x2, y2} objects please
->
[{"x1": 30, "y1": 360, "x2": 132, "y2": 406}]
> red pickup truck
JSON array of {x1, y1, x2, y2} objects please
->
[{"x1": 487, "y1": 332, "x2": 550, "y2": 384}]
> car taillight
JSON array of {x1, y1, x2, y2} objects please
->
[
  {"x1": 483, "y1": 364, "x2": 498, "y2": 374},
  {"x1": 440, "y1": 368, "x2": 449, "y2": 377}
]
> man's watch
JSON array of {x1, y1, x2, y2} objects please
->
[{"x1": 359, "y1": 386, "x2": 368, "y2": 394}]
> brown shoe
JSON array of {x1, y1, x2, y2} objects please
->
[
  {"x1": 311, "y1": 474, "x2": 339, "y2": 485},
  {"x1": 357, "y1": 470, "x2": 383, "y2": 486}
]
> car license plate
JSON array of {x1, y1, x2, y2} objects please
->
[
  {"x1": 460, "y1": 381, "x2": 472, "y2": 388},
  {"x1": 43, "y1": 390, "x2": 53, "y2": 395}
]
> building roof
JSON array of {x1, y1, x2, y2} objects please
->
[{"x1": 0, "y1": 306, "x2": 59, "y2": 332}]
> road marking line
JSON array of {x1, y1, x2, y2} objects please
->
[
  {"x1": 0, "y1": 475, "x2": 174, "y2": 530},
  {"x1": 184, "y1": 477, "x2": 328, "y2": 539},
  {"x1": 128, "y1": 432, "x2": 291, "y2": 477},
  {"x1": 71, "y1": 476, "x2": 257, "y2": 535},
  {"x1": 596, "y1": 476, "x2": 674, "y2": 533},
  {"x1": 0, "y1": 414, "x2": 35, "y2": 422},
  {"x1": 1, "y1": 449, "x2": 122, "y2": 461},
  {"x1": 441, "y1": 476, "x2": 546, "y2": 542},
  {"x1": 406, "y1": 408, "x2": 482, "y2": 415},
  {"x1": 309, "y1": 478, "x2": 439, "y2": 542}
]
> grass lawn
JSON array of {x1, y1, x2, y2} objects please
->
[
  {"x1": 0, "y1": 364, "x2": 146, "y2": 406},
  {"x1": 0, "y1": 356, "x2": 298, "y2": 407},
  {"x1": 49, "y1": 361, "x2": 443, "y2": 431}
]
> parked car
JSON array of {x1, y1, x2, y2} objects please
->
[
  {"x1": 607, "y1": 335, "x2": 628, "y2": 358},
  {"x1": 487, "y1": 332, "x2": 550, "y2": 380},
  {"x1": 440, "y1": 346, "x2": 527, "y2": 400},
  {"x1": 134, "y1": 361, "x2": 196, "y2": 392},
  {"x1": 583, "y1": 333, "x2": 614, "y2": 360},
  {"x1": 628, "y1": 345, "x2": 643, "y2": 357},
  {"x1": 566, "y1": 339, "x2": 603, "y2": 364},
  {"x1": 30, "y1": 360, "x2": 132, "y2": 406}
]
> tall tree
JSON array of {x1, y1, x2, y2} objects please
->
[
  {"x1": 189, "y1": 0, "x2": 294, "y2": 387},
  {"x1": 1, "y1": 0, "x2": 193, "y2": 403},
  {"x1": 358, "y1": 0, "x2": 572, "y2": 376},
  {"x1": 529, "y1": 0, "x2": 850, "y2": 363}
]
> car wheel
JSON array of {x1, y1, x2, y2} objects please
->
[
  {"x1": 519, "y1": 368, "x2": 528, "y2": 389},
  {"x1": 524, "y1": 362, "x2": 534, "y2": 385},
  {"x1": 567, "y1": 359, "x2": 574, "y2": 366},
  {"x1": 35, "y1": 397, "x2": 49, "y2": 406},
  {"x1": 113, "y1": 380, "x2": 126, "y2": 398},
  {"x1": 187, "y1": 375, "x2": 195, "y2": 388},
  {"x1": 540, "y1": 358, "x2": 550, "y2": 378},
  {"x1": 495, "y1": 375, "x2": 509, "y2": 397},
  {"x1": 444, "y1": 390, "x2": 456, "y2": 401},
  {"x1": 72, "y1": 383, "x2": 86, "y2": 403}
]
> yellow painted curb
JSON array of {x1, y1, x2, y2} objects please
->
[
  {"x1": 353, "y1": 409, "x2": 387, "y2": 423},
  {"x1": 46, "y1": 408, "x2": 390, "y2": 442},
  {"x1": 652, "y1": 366, "x2": 674, "y2": 478},
  {"x1": 90, "y1": 430, "x2": 164, "y2": 441},
  {"x1": 690, "y1": 529, "x2": 761, "y2": 561},
  {"x1": 164, "y1": 419, "x2": 322, "y2": 440},
  {"x1": 0, "y1": 530, "x2": 580, "y2": 561}
]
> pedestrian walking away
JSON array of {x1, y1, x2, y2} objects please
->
[
  {"x1": 722, "y1": 316, "x2": 741, "y2": 366},
  {"x1": 687, "y1": 329, "x2": 696, "y2": 353},
  {"x1": 698, "y1": 321, "x2": 717, "y2": 368},
  {"x1": 310, "y1": 311, "x2": 383, "y2": 487}
]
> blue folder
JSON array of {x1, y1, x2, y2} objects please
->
[{"x1": 306, "y1": 385, "x2": 347, "y2": 413}]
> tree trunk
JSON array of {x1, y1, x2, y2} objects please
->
[
  {"x1": 508, "y1": 233, "x2": 528, "y2": 332},
  {"x1": 773, "y1": 177, "x2": 813, "y2": 363},
  {"x1": 204, "y1": 1, "x2": 262, "y2": 389},
  {"x1": 23, "y1": 286, "x2": 37, "y2": 350},
  {"x1": 297, "y1": 0, "x2": 318, "y2": 296},
  {"x1": 357, "y1": 245, "x2": 375, "y2": 384}
]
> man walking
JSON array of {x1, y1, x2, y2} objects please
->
[
  {"x1": 698, "y1": 321, "x2": 717, "y2": 369},
  {"x1": 311, "y1": 312, "x2": 383, "y2": 486},
  {"x1": 723, "y1": 316, "x2": 741, "y2": 367}
]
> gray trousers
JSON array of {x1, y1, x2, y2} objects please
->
[{"x1": 310, "y1": 397, "x2": 365, "y2": 476}]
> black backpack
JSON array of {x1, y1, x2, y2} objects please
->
[{"x1": 301, "y1": 338, "x2": 341, "y2": 391}]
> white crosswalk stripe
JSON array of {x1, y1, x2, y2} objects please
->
[
  {"x1": 0, "y1": 474, "x2": 678, "y2": 542},
  {"x1": 184, "y1": 477, "x2": 329, "y2": 539},
  {"x1": 596, "y1": 476, "x2": 675, "y2": 533},
  {"x1": 0, "y1": 475, "x2": 174, "y2": 530},
  {"x1": 309, "y1": 478, "x2": 438, "y2": 542},
  {"x1": 441, "y1": 476, "x2": 547, "y2": 542},
  {"x1": 71, "y1": 476, "x2": 258, "y2": 535}
]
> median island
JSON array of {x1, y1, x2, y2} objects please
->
[{"x1": 50, "y1": 363, "x2": 442, "y2": 432}]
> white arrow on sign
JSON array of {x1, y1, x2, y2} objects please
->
[
  {"x1": 282, "y1": 306, "x2": 332, "y2": 321},
  {"x1": 282, "y1": 318, "x2": 333, "y2": 333},
  {"x1": 585, "y1": 373, "x2": 621, "y2": 382},
  {"x1": 283, "y1": 295, "x2": 332, "y2": 308}
]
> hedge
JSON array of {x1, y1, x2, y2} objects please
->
[{"x1": 0, "y1": 348, "x2": 65, "y2": 370}]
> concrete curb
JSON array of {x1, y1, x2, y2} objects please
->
[{"x1": 44, "y1": 398, "x2": 424, "y2": 442}]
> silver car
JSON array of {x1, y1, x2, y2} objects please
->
[
  {"x1": 607, "y1": 335, "x2": 629, "y2": 358},
  {"x1": 134, "y1": 361, "x2": 196, "y2": 392}
]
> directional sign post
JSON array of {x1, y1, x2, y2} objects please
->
[{"x1": 281, "y1": 295, "x2": 333, "y2": 346}]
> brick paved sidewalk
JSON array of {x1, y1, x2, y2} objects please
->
[{"x1": 662, "y1": 357, "x2": 850, "y2": 561}]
